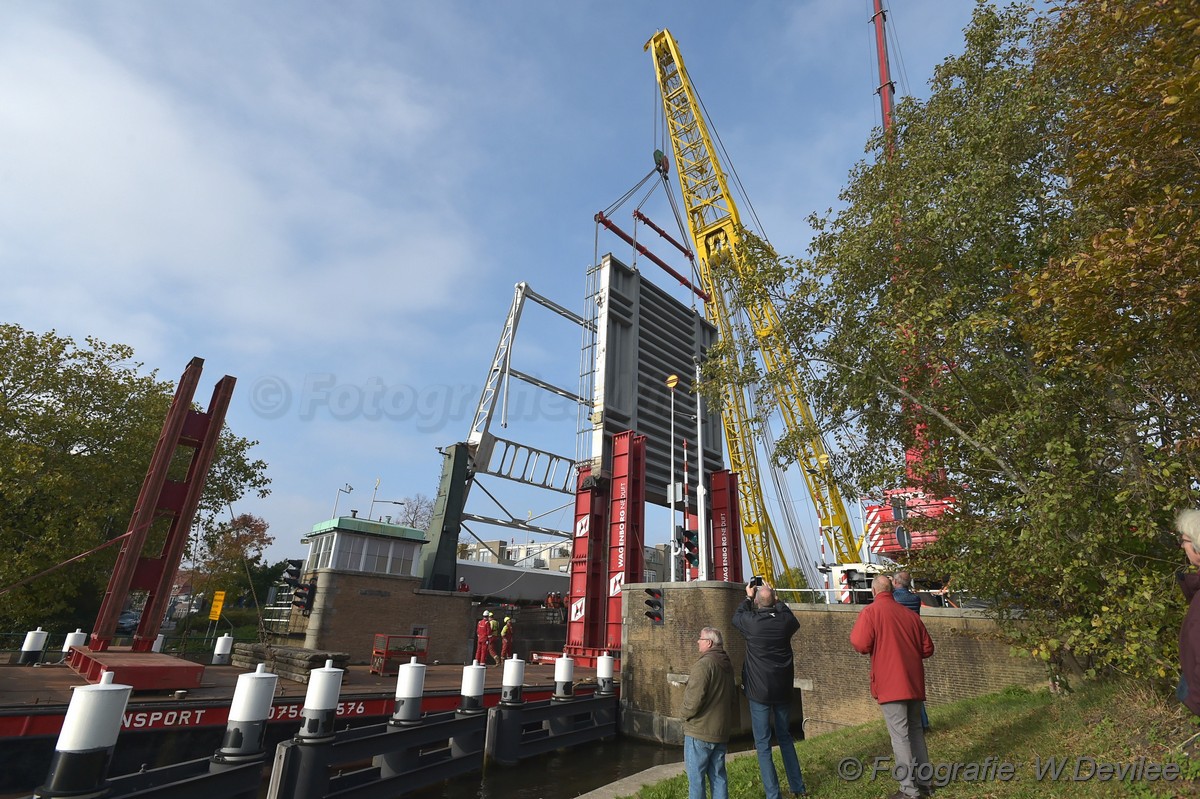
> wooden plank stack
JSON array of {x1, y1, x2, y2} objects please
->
[{"x1": 232, "y1": 643, "x2": 351, "y2": 683}]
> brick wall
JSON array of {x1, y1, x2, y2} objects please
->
[
  {"x1": 620, "y1": 583, "x2": 1048, "y2": 743},
  {"x1": 621, "y1": 581, "x2": 754, "y2": 744},
  {"x1": 298, "y1": 569, "x2": 476, "y2": 665},
  {"x1": 795, "y1": 604, "x2": 1046, "y2": 736}
]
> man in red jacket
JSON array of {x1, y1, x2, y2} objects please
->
[{"x1": 850, "y1": 574, "x2": 935, "y2": 799}]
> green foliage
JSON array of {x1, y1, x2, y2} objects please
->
[
  {"x1": 773, "y1": 566, "x2": 810, "y2": 594},
  {"x1": 0, "y1": 324, "x2": 271, "y2": 632},
  {"x1": 625, "y1": 679, "x2": 1199, "y2": 798},
  {"x1": 706, "y1": 2, "x2": 1200, "y2": 684}
]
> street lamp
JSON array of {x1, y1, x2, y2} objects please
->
[
  {"x1": 371, "y1": 499, "x2": 406, "y2": 521},
  {"x1": 332, "y1": 484, "x2": 353, "y2": 518}
]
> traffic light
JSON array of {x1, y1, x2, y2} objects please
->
[
  {"x1": 293, "y1": 579, "x2": 317, "y2": 616},
  {"x1": 678, "y1": 526, "x2": 699, "y2": 568},
  {"x1": 644, "y1": 587, "x2": 664, "y2": 624},
  {"x1": 282, "y1": 559, "x2": 304, "y2": 587}
]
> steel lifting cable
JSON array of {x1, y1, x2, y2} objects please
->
[
  {"x1": 599, "y1": 167, "x2": 655, "y2": 271},
  {"x1": 601, "y1": 168, "x2": 660, "y2": 219},
  {"x1": 0, "y1": 527, "x2": 135, "y2": 598},
  {"x1": 884, "y1": 0, "x2": 912, "y2": 99},
  {"x1": 655, "y1": 167, "x2": 703, "y2": 314},
  {"x1": 690, "y1": 82, "x2": 769, "y2": 243}
]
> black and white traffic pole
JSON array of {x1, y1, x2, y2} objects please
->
[
  {"x1": 34, "y1": 671, "x2": 131, "y2": 798},
  {"x1": 694, "y1": 356, "x2": 709, "y2": 581}
]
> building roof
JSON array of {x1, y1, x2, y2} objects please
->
[{"x1": 308, "y1": 516, "x2": 427, "y2": 543}]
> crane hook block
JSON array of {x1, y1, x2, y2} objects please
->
[{"x1": 654, "y1": 149, "x2": 670, "y2": 176}]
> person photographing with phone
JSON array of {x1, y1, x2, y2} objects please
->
[{"x1": 732, "y1": 577, "x2": 808, "y2": 798}]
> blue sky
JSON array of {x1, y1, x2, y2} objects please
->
[{"x1": 0, "y1": 1, "x2": 982, "y2": 568}]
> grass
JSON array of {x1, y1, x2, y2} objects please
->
[{"x1": 623, "y1": 679, "x2": 1200, "y2": 798}]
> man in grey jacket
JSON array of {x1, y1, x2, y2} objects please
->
[{"x1": 682, "y1": 627, "x2": 737, "y2": 799}]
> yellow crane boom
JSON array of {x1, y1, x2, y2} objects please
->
[{"x1": 645, "y1": 29, "x2": 862, "y2": 569}]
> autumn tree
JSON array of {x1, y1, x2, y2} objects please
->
[
  {"x1": 712, "y1": 2, "x2": 1198, "y2": 682},
  {"x1": 192, "y1": 513, "x2": 275, "y2": 607},
  {"x1": 0, "y1": 324, "x2": 271, "y2": 632}
]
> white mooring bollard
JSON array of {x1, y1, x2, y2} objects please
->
[
  {"x1": 391, "y1": 657, "x2": 427, "y2": 726},
  {"x1": 35, "y1": 671, "x2": 132, "y2": 798},
  {"x1": 61, "y1": 629, "x2": 87, "y2": 657},
  {"x1": 212, "y1": 634, "x2": 234, "y2": 665},
  {"x1": 215, "y1": 663, "x2": 279, "y2": 762},
  {"x1": 596, "y1": 653, "x2": 615, "y2": 696},
  {"x1": 298, "y1": 660, "x2": 343, "y2": 742},
  {"x1": 458, "y1": 661, "x2": 486, "y2": 714},
  {"x1": 553, "y1": 653, "x2": 575, "y2": 701},
  {"x1": 501, "y1": 657, "x2": 526, "y2": 705},
  {"x1": 19, "y1": 627, "x2": 49, "y2": 666}
]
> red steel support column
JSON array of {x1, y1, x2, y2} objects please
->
[
  {"x1": 566, "y1": 466, "x2": 608, "y2": 652},
  {"x1": 605, "y1": 432, "x2": 646, "y2": 650},
  {"x1": 708, "y1": 470, "x2": 743, "y2": 584}
]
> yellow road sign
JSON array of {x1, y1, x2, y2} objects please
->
[{"x1": 208, "y1": 590, "x2": 226, "y2": 621}]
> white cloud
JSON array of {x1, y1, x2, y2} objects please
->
[{"x1": 0, "y1": 11, "x2": 480, "y2": 368}]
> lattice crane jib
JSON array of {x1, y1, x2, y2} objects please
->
[{"x1": 645, "y1": 29, "x2": 862, "y2": 569}]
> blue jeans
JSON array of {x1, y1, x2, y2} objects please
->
[
  {"x1": 748, "y1": 699, "x2": 805, "y2": 798},
  {"x1": 684, "y1": 736, "x2": 729, "y2": 799}
]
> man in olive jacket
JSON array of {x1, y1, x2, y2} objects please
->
[
  {"x1": 682, "y1": 627, "x2": 737, "y2": 799},
  {"x1": 732, "y1": 583, "x2": 807, "y2": 798}
]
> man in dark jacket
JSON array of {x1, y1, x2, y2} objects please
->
[
  {"x1": 851, "y1": 574, "x2": 935, "y2": 799},
  {"x1": 682, "y1": 627, "x2": 737, "y2": 799},
  {"x1": 892, "y1": 571, "x2": 930, "y2": 731},
  {"x1": 732, "y1": 582, "x2": 807, "y2": 798}
]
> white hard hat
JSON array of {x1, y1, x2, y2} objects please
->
[
  {"x1": 504, "y1": 616, "x2": 512, "y2": 622},
  {"x1": 483, "y1": 610, "x2": 491, "y2": 617}
]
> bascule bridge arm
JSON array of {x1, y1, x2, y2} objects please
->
[
  {"x1": 645, "y1": 29, "x2": 862, "y2": 568},
  {"x1": 422, "y1": 284, "x2": 585, "y2": 590}
]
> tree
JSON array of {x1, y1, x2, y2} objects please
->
[
  {"x1": 711, "y1": 2, "x2": 1198, "y2": 683},
  {"x1": 395, "y1": 492, "x2": 435, "y2": 531},
  {"x1": 773, "y1": 566, "x2": 814, "y2": 598},
  {"x1": 0, "y1": 324, "x2": 272, "y2": 632},
  {"x1": 195, "y1": 513, "x2": 275, "y2": 607}
]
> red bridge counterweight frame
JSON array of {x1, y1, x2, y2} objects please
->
[{"x1": 88, "y1": 358, "x2": 234, "y2": 653}]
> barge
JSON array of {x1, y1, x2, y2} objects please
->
[{"x1": 0, "y1": 657, "x2": 601, "y2": 794}]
